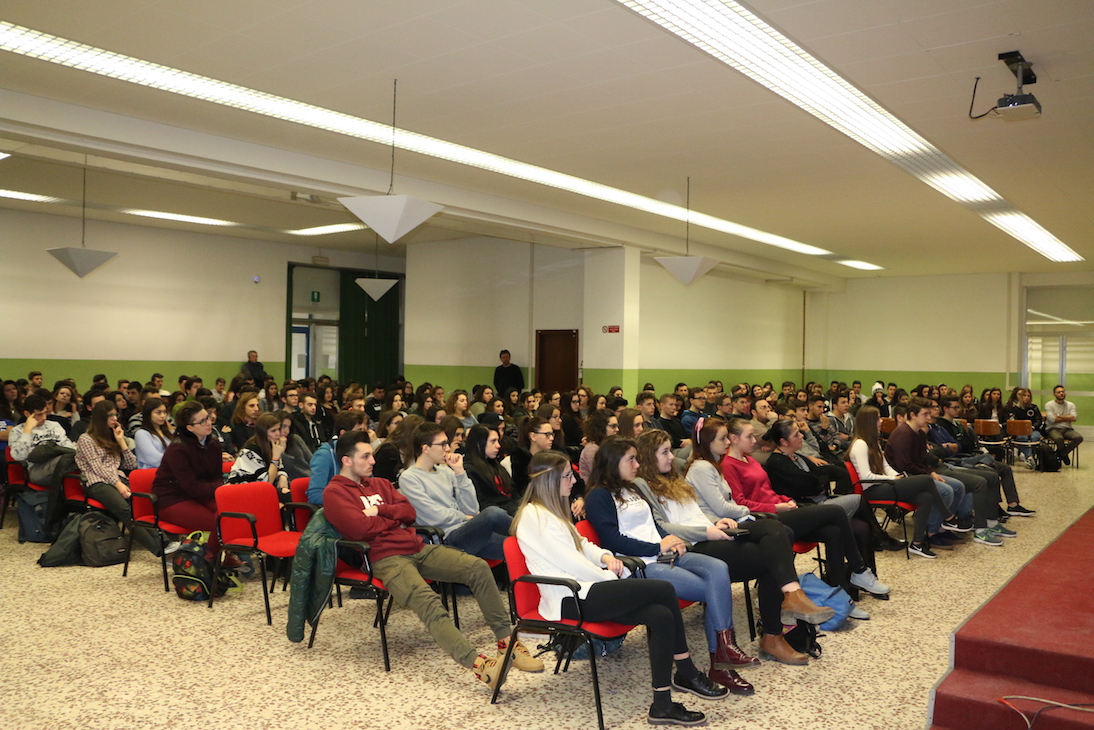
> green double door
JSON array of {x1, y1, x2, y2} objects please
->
[{"x1": 338, "y1": 271, "x2": 401, "y2": 386}]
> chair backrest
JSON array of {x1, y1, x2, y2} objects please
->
[
  {"x1": 1006, "y1": 419, "x2": 1033, "y2": 437},
  {"x1": 6, "y1": 446, "x2": 26, "y2": 486},
  {"x1": 289, "y1": 477, "x2": 312, "y2": 531},
  {"x1": 879, "y1": 418, "x2": 897, "y2": 435},
  {"x1": 215, "y1": 481, "x2": 284, "y2": 542},
  {"x1": 575, "y1": 519, "x2": 600, "y2": 545},
  {"x1": 503, "y1": 536, "x2": 540, "y2": 619},
  {"x1": 129, "y1": 468, "x2": 157, "y2": 494},
  {"x1": 844, "y1": 461, "x2": 863, "y2": 495},
  {"x1": 974, "y1": 419, "x2": 1001, "y2": 437},
  {"x1": 221, "y1": 460, "x2": 234, "y2": 474}
]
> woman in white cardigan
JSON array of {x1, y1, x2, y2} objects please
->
[{"x1": 512, "y1": 450, "x2": 722, "y2": 727}]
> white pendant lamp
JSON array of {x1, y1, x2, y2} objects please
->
[
  {"x1": 338, "y1": 194, "x2": 442, "y2": 244},
  {"x1": 51, "y1": 165, "x2": 118, "y2": 278},
  {"x1": 655, "y1": 178, "x2": 717, "y2": 287},
  {"x1": 356, "y1": 277, "x2": 398, "y2": 301}
]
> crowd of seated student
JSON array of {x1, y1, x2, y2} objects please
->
[{"x1": 3, "y1": 365, "x2": 1073, "y2": 726}]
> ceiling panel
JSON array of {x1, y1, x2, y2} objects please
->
[{"x1": 1, "y1": 0, "x2": 1091, "y2": 278}]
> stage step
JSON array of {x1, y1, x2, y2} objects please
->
[{"x1": 932, "y1": 667, "x2": 1094, "y2": 730}]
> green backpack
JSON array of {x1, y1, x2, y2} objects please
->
[{"x1": 171, "y1": 532, "x2": 242, "y2": 601}]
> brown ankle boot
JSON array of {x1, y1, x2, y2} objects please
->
[
  {"x1": 712, "y1": 629, "x2": 759, "y2": 668},
  {"x1": 781, "y1": 589, "x2": 836, "y2": 625},
  {"x1": 758, "y1": 633, "x2": 808, "y2": 666},
  {"x1": 708, "y1": 664, "x2": 755, "y2": 696}
]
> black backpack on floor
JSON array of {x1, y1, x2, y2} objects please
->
[
  {"x1": 78, "y1": 513, "x2": 129, "y2": 567},
  {"x1": 1037, "y1": 442, "x2": 1061, "y2": 472}
]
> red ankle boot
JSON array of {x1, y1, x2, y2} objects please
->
[{"x1": 712, "y1": 629, "x2": 759, "y2": 668}]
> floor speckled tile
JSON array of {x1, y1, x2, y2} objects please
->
[{"x1": 1, "y1": 464, "x2": 1090, "y2": 730}]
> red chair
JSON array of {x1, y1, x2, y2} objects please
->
[
  {"x1": 123, "y1": 468, "x2": 195, "y2": 591},
  {"x1": 491, "y1": 536, "x2": 634, "y2": 730},
  {"x1": 213, "y1": 481, "x2": 304, "y2": 624},
  {"x1": 2, "y1": 446, "x2": 50, "y2": 529},
  {"x1": 288, "y1": 477, "x2": 317, "y2": 532},
  {"x1": 846, "y1": 461, "x2": 915, "y2": 560},
  {"x1": 306, "y1": 530, "x2": 456, "y2": 671},
  {"x1": 306, "y1": 539, "x2": 395, "y2": 671},
  {"x1": 221, "y1": 460, "x2": 234, "y2": 474},
  {"x1": 62, "y1": 472, "x2": 108, "y2": 513}
]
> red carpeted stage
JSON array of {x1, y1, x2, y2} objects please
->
[{"x1": 929, "y1": 507, "x2": 1094, "y2": 730}]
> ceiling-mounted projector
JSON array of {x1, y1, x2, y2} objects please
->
[
  {"x1": 996, "y1": 92, "x2": 1041, "y2": 121},
  {"x1": 996, "y1": 51, "x2": 1040, "y2": 121}
]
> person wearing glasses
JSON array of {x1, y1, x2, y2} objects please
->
[
  {"x1": 398, "y1": 422, "x2": 512, "y2": 561},
  {"x1": 151, "y1": 401, "x2": 232, "y2": 559},
  {"x1": 578, "y1": 409, "x2": 620, "y2": 481},
  {"x1": 510, "y1": 416, "x2": 555, "y2": 493},
  {"x1": 75, "y1": 400, "x2": 176, "y2": 556},
  {"x1": 513, "y1": 450, "x2": 720, "y2": 725}
]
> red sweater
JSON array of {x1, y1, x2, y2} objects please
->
[
  {"x1": 721, "y1": 453, "x2": 787, "y2": 513},
  {"x1": 323, "y1": 474, "x2": 423, "y2": 564}
]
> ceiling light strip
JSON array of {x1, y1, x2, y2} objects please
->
[
  {"x1": 617, "y1": 0, "x2": 1082, "y2": 263},
  {"x1": 0, "y1": 20, "x2": 837, "y2": 259},
  {"x1": 0, "y1": 187, "x2": 358, "y2": 236}
]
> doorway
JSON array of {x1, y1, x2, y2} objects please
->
[{"x1": 535, "y1": 329, "x2": 579, "y2": 393}]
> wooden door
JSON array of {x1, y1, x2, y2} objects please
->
[{"x1": 535, "y1": 330, "x2": 579, "y2": 393}]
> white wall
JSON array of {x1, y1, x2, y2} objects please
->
[
  {"x1": 0, "y1": 207, "x2": 399, "y2": 362},
  {"x1": 404, "y1": 237, "x2": 585, "y2": 371},
  {"x1": 805, "y1": 272, "x2": 1013, "y2": 374},
  {"x1": 638, "y1": 258, "x2": 805, "y2": 370}
]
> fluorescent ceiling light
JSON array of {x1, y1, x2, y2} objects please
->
[
  {"x1": 615, "y1": 0, "x2": 1082, "y2": 263},
  {"x1": 120, "y1": 208, "x2": 239, "y2": 227},
  {"x1": 836, "y1": 260, "x2": 884, "y2": 271},
  {"x1": 0, "y1": 188, "x2": 63, "y2": 203},
  {"x1": 981, "y1": 211, "x2": 1083, "y2": 262},
  {"x1": 0, "y1": 21, "x2": 834, "y2": 259},
  {"x1": 290, "y1": 222, "x2": 367, "y2": 236},
  {"x1": 1, "y1": 186, "x2": 362, "y2": 236}
]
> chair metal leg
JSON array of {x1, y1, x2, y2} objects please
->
[
  {"x1": 490, "y1": 627, "x2": 519, "y2": 705},
  {"x1": 307, "y1": 616, "x2": 320, "y2": 648},
  {"x1": 259, "y1": 555, "x2": 272, "y2": 625},
  {"x1": 375, "y1": 596, "x2": 391, "y2": 672},
  {"x1": 450, "y1": 584, "x2": 460, "y2": 629},
  {"x1": 743, "y1": 580, "x2": 756, "y2": 641},
  {"x1": 281, "y1": 556, "x2": 292, "y2": 591},
  {"x1": 587, "y1": 636, "x2": 606, "y2": 730},
  {"x1": 267, "y1": 557, "x2": 279, "y2": 595}
]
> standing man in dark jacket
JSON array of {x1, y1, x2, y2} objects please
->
[
  {"x1": 493, "y1": 350, "x2": 524, "y2": 397},
  {"x1": 241, "y1": 350, "x2": 268, "y2": 384}
]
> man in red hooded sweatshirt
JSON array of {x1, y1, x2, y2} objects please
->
[{"x1": 322, "y1": 430, "x2": 542, "y2": 687}]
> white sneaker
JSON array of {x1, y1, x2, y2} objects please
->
[
  {"x1": 848, "y1": 604, "x2": 870, "y2": 620},
  {"x1": 849, "y1": 568, "x2": 890, "y2": 595},
  {"x1": 163, "y1": 540, "x2": 182, "y2": 555}
]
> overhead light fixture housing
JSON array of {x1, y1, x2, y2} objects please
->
[
  {"x1": 48, "y1": 246, "x2": 117, "y2": 277},
  {"x1": 0, "y1": 21, "x2": 839, "y2": 260},
  {"x1": 614, "y1": 1, "x2": 1080, "y2": 263},
  {"x1": 338, "y1": 195, "x2": 443, "y2": 244},
  {"x1": 356, "y1": 277, "x2": 399, "y2": 301},
  {"x1": 654, "y1": 255, "x2": 720, "y2": 286}
]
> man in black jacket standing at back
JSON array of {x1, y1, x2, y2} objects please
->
[{"x1": 493, "y1": 349, "x2": 524, "y2": 396}]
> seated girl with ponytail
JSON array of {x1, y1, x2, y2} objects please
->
[{"x1": 513, "y1": 450, "x2": 722, "y2": 726}]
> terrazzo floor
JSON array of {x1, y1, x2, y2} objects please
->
[{"x1": 2, "y1": 462, "x2": 1090, "y2": 730}]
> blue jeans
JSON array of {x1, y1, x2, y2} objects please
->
[
  {"x1": 927, "y1": 475, "x2": 969, "y2": 534},
  {"x1": 444, "y1": 506, "x2": 510, "y2": 561},
  {"x1": 1014, "y1": 431, "x2": 1041, "y2": 458},
  {"x1": 643, "y1": 551, "x2": 732, "y2": 653}
]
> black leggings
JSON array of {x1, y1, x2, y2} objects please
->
[
  {"x1": 562, "y1": 579, "x2": 685, "y2": 688},
  {"x1": 864, "y1": 474, "x2": 947, "y2": 543},
  {"x1": 691, "y1": 517, "x2": 796, "y2": 636},
  {"x1": 777, "y1": 503, "x2": 864, "y2": 589}
]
